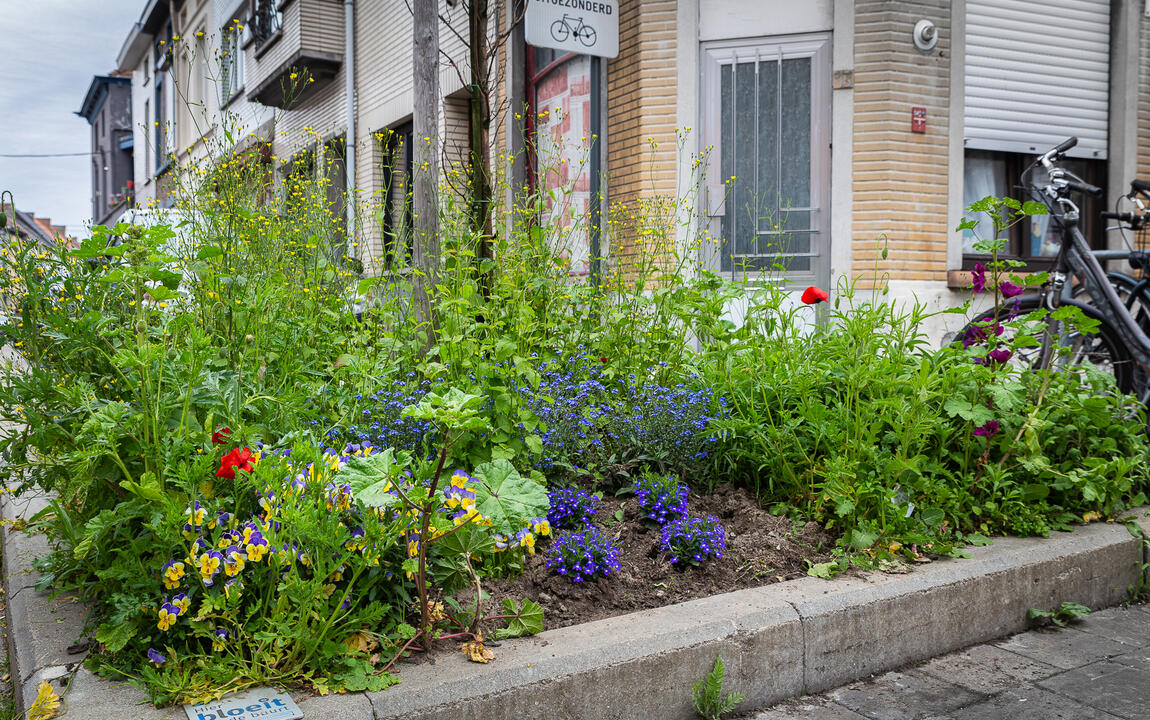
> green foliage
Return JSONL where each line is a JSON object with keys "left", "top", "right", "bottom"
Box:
{"left": 493, "top": 598, "right": 545, "bottom": 640}
{"left": 692, "top": 652, "right": 745, "bottom": 720}
{"left": 1028, "top": 601, "right": 1092, "bottom": 628}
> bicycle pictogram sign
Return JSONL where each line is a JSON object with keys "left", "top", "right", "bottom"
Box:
{"left": 550, "top": 14, "right": 597, "bottom": 47}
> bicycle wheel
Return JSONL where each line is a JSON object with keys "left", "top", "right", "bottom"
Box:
{"left": 551, "top": 19, "right": 570, "bottom": 42}
{"left": 1073, "top": 272, "right": 1150, "bottom": 335}
{"left": 956, "top": 295, "right": 1136, "bottom": 394}
{"left": 579, "top": 26, "right": 597, "bottom": 47}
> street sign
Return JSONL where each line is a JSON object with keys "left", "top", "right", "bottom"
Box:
{"left": 184, "top": 688, "right": 303, "bottom": 720}
{"left": 525, "top": 0, "right": 619, "bottom": 58}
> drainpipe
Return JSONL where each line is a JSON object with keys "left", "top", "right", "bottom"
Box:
{"left": 344, "top": 0, "right": 357, "bottom": 262}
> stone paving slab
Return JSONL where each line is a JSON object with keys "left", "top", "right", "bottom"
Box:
{"left": 751, "top": 696, "right": 868, "bottom": 719}
{"left": 1069, "top": 604, "right": 1150, "bottom": 647}
{"left": 992, "top": 627, "right": 1131, "bottom": 671}
{"left": 1038, "top": 659, "right": 1150, "bottom": 720}
{"left": 947, "top": 684, "right": 1124, "bottom": 720}
{"left": 917, "top": 644, "right": 1060, "bottom": 696}
{"left": 827, "top": 669, "right": 983, "bottom": 720}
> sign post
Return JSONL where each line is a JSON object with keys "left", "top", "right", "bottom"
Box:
{"left": 525, "top": 0, "right": 617, "bottom": 285}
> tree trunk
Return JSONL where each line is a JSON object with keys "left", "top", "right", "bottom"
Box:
{"left": 468, "top": 0, "right": 494, "bottom": 291}
{"left": 413, "top": 0, "right": 441, "bottom": 338}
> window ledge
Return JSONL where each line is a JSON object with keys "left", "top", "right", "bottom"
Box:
{"left": 947, "top": 268, "right": 1042, "bottom": 290}
{"left": 253, "top": 30, "right": 283, "bottom": 60}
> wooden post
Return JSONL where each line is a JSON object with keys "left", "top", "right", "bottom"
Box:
{"left": 412, "top": 0, "right": 441, "bottom": 332}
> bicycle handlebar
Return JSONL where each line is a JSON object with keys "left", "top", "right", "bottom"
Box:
{"left": 1044, "top": 136, "right": 1078, "bottom": 162}
{"left": 1132, "top": 179, "right": 1150, "bottom": 196}
{"left": 1067, "top": 179, "right": 1103, "bottom": 198}
{"left": 1101, "top": 211, "right": 1140, "bottom": 224}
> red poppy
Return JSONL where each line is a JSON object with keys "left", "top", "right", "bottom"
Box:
{"left": 216, "top": 447, "right": 254, "bottom": 479}
{"left": 600, "top": 356, "right": 608, "bottom": 363}
{"left": 211, "top": 427, "right": 231, "bottom": 445}
{"left": 801, "top": 286, "right": 829, "bottom": 305}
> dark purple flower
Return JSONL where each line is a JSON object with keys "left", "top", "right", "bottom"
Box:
{"left": 1006, "top": 298, "right": 1022, "bottom": 321}
{"left": 976, "top": 348, "right": 1013, "bottom": 365}
{"left": 962, "top": 320, "right": 1004, "bottom": 349}
{"left": 147, "top": 648, "right": 166, "bottom": 665}
{"left": 973, "top": 420, "right": 1000, "bottom": 437}
{"left": 999, "top": 281, "right": 1024, "bottom": 298}
{"left": 971, "top": 262, "right": 987, "bottom": 294}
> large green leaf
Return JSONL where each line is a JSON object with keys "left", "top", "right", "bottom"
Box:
{"left": 471, "top": 459, "right": 548, "bottom": 535}
{"left": 337, "top": 449, "right": 410, "bottom": 508}
{"left": 95, "top": 621, "right": 137, "bottom": 653}
{"left": 494, "top": 598, "right": 544, "bottom": 640}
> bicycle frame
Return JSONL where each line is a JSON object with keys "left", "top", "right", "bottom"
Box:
{"left": 1029, "top": 144, "right": 1150, "bottom": 396}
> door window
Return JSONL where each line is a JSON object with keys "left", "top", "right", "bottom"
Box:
{"left": 702, "top": 36, "right": 830, "bottom": 280}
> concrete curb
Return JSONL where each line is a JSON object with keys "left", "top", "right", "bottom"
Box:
{"left": 3, "top": 488, "right": 1149, "bottom": 719}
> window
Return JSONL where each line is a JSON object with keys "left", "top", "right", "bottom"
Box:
{"left": 377, "top": 123, "right": 413, "bottom": 268}
{"left": 701, "top": 36, "right": 831, "bottom": 281}
{"left": 154, "top": 72, "right": 167, "bottom": 173}
{"left": 144, "top": 98, "right": 151, "bottom": 172}
{"left": 962, "top": 149, "right": 1107, "bottom": 268}
{"left": 250, "top": 0, "right": 282, "bottom": 52}
{"left": 324, "top": 136, "right": 348, "bottom": 242}
{"left": 220, "top": 21, "right": 245, "bottom": 103}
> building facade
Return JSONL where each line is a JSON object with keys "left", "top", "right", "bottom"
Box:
{"left": 107, "top": 0, "right": 1150, "bottom": 338}
{"left": 76, "top": 74, "right": 135, "bottom": 227}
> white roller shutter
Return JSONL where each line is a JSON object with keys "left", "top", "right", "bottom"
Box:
{"left": 964, "top": 0, "right": 1110, "bottom": 159}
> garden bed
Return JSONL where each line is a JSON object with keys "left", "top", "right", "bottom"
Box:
{"left": 480, "top": 484, "right": 838, "bottom": 631}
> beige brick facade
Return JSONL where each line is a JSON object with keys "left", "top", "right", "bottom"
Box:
{"left": 851, "top": 0, "right": 952, "bottom": 285}
{"left": 605, "top": 0, "right": 678, "bottom": 277}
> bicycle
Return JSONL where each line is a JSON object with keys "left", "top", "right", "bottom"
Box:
{"left": 550, "top": 15, "right": 597, "bottom": 47}
{"left": 956, "top": 137, "right": 1150, "bottom": 402}
{"left": 1076, "top": 180, "right": 1150, "bottom": 330}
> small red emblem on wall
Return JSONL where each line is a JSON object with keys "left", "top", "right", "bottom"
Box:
{"left": 911, "top": 107, "right": 927, "bottom": 133}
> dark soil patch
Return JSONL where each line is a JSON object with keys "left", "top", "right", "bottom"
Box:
{"left": 477, "top": 484, "right": 839, "bottom": 631}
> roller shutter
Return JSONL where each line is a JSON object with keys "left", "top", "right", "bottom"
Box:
{"left": 964, "top": 0, "right": 1110, "bottom": 159}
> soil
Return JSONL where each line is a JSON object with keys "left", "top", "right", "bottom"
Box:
{"left": 476, "top": 484, "right": 839, "bottom": 632}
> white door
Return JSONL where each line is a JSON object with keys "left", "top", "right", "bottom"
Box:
{"left": 701, "top": 35, "right": 831, "bottom": 286}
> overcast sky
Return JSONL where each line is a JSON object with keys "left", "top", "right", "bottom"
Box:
{"left": 0, "top": 0, "right": 144, "bottom": 236}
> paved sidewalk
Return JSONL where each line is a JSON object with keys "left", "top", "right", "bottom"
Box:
{"left": 753, "top": 603, "right": 1150, "bottom": 720}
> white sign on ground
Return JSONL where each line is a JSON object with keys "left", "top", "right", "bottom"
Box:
{"left": 184, "top": 688, "right": 302, "bottom": 720}
{"left": 525, "top": 0, "right": 619, "bottom": 58}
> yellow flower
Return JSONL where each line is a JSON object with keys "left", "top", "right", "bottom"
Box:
{"left": 157, "top": 606, "right": 177, "bottom": 631}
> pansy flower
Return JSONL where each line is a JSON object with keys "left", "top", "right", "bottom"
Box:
{"left": 147, "top": 648, "right": 166, "bottom": 665}
{"left": 530, "top": 517, "right": 552, "bottom": 537}
{"left": 245, "top": 532, "right": 269, "bottom": 562}
{"left": 171, "top": 592, "right": 191, "bottom": 615}
{"left": 157, "top": 602, "right": 179, "bottom": 631}
{"left": 344, "top": 527, "right": 366, "bottom": 553}
{"left": 224, "top": 576, "right": 243, "bottom": 600}
{"left": 211, "top": 628, "right": 228, "bottom": 652}
{"left": 515, "top": 528, "right": 537, "bottom": 554}
{"left": 198, "top": 550, "right": 224, "bottom": 585}
{"left": 224, "top": 546, "right": 246, "bottom": 576}
{"left": 161, "top": 560, "right": 186, "bottom": 590}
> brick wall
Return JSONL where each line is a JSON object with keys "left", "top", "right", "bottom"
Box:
{"left": 605, "top": 0, "right": 678, "bottom": 279}
{"left": 851, "top": 0, "right": 952, "bottom": 284}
